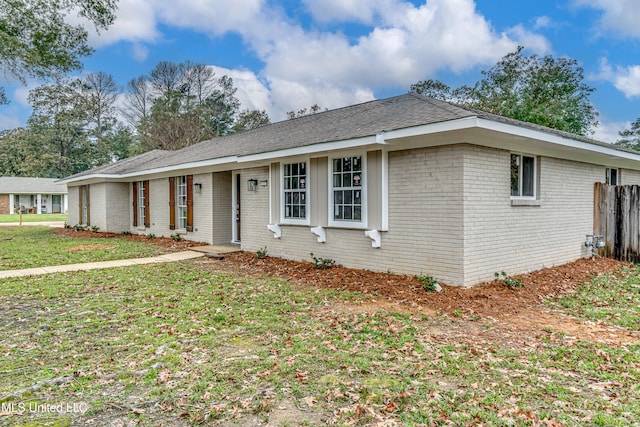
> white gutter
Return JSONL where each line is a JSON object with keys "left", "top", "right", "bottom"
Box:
{"left": 475, "top": 117, "right": 640, "bottom": 162}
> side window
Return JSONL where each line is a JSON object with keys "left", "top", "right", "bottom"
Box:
{"left": 606, "top": 168, "right": 619, "bottom": 185}
{"left": 510, "top": 154, "right": 536, "bottom": 198}
{"left": 282, "top": 162, "right": 308, "bottom": 224}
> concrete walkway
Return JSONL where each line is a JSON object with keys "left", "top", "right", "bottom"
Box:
{"left": 0, "top": 221, "right": 65, "bottom": 228}
{"left": 0, "top": 251, "right": 205, "bottom": 279}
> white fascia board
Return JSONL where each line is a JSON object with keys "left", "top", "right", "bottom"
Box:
{"left": 59, "top": 155, "right": 239, "bottom": 184}
{"left": 476, "top": 118, "right": 640, "bottom": 162}
{"left": 382, "top": 116, "right": 478, "bottom": 141}
{"left": 237, "top": 135, "right": 381, "bottom": 163}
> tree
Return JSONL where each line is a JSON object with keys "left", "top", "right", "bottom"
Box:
{"left": 233, "top": 109, "right": 270, "bottom": 132}
{"left": 411, "top": 47, "right": 599, "bottom": 136}
{"left": 0, "top": 0, "right": 117, "bottom": 104}
{"left": 27, "top": 78, "right": 96, "bottom": 177}
{"left": 615, "top": 118, "right": 640, "bottom": 152}
{"left": 128, "top": 61, "right": 241, "bottom": 151}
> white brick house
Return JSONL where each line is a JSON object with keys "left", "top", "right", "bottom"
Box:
{"left": 60, "top": 94, "right": 640, "bottom": 286}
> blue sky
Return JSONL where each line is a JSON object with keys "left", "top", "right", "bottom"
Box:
{"left": 2, "top": 0, "right": 640, "bottom": 142}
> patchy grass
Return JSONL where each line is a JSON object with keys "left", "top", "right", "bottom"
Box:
{"left": 0, "top": 227, "right": 165, "bottom": 270}
{"left": 553, "top": 267, "right": 640, "bottom": 330}
{"left": 0, "top": 214, "right": 67, "bottom": 223}
{"left": 0, "top": 261, "right": 638, "bottom": 426}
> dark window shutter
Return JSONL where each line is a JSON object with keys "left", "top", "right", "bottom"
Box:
{"left": 169, "top": 177, "right": 176, "bottom": 230}
{"left": 132, "top": 182, "right": 138, "bottom": 227}
{"left": 144, "top": 180, "right": 150, "bottom": 228}
{"left": 186, "top": 175, "right": 193, "bottom": 232}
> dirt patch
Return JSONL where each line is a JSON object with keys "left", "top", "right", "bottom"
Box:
{"left": 202, "top": 253, "right": 638, "bottom": 345}
{"left": 66, "top": 244, "right": 116, "bottom": 251}
{"left": 52, "top": 228, "right": 208, "bottom": 250}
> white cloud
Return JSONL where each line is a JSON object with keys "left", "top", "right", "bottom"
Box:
{"left": 504, "top": 25, "right": 552, "bottom": 54}
{"left": 302, "top": 0, "right": 396, "bottom": 24}
{"left": 81, "top": 0, "right": 160, "bottom": 46}
{"left": 84, "top": 0, "right": 549, "bottom": 119}
{"left": 592, "top": 119, "right": 627, "bottom": 143}
{"left": 0, "top": 112, "right": 21, "bottom": 130}
{"left": 573, "top": 0, "right": 640, "bottom": 38}
{"left": 154, "top": 0, "right": 265, "bottom": 36}
{"left": 131, "top": 43, "right": 150, "bottom": 62}
{"left": 595, "top": 59, "right": 640, "bottom": 98}
{"left": 533, "top": 16, "right": 552, "bottom": 30}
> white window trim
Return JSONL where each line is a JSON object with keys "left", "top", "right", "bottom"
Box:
{"left": 137, "top": 181, "right": 146, "bottom": 230}
{"left": 510, "top": 153, "right": 537, "bottom": 200}
{"left": 606, "top": 167, "right": 620, "bottom": 185}
{"left": 176, "top": 176, "right": 187, "bottom": 230}
{"left": 280, "top": 159, "right": 310, "bottom": 226}
{"left": 328, "top": 152, "right": 368, "bottom": 229}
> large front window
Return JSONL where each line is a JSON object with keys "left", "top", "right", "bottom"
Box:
{"left": 332, "top": 155, "right": 364, "bottom": 224}
{"left": 283, "top": 162, "right": 307, "bottom": 223}
{"left": 510, "top": 154, "right": 536, "bottom": 198}
{"left": 177, "top": 176, "right": 187, "bottom": 229}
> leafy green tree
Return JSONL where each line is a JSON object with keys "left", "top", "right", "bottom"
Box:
{"left": 233, "top": 109, "right": 271, "bottom": 132}
{"left": 615, "top": 118, "right": 640, "bottom": 152}
{"left": 0, "top": 0, "right": 117, "bottom": 104}
{"left": 27, "top": 79, "right": 96, "bottom": 177}
{"left": 411, "top": 47, "right": 599, "bottom": 136}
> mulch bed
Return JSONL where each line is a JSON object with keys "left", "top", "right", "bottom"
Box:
{"left": 208, "top": 252, "right": 628, "bottom": 319}
{"left": 52, "top": 228, "right": 208, "bottom": 250}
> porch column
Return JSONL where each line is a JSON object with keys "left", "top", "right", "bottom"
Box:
{"left": 37, "top": 194, "right": 42, "bottom": 214}
{"left": 9, "top": 194, "right": 14, "bottom": 214}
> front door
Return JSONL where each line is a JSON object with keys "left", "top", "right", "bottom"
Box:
{"left": 52, "top": 195, "right": 61, "bottom": 213}
{"left": 235, "top": 173, "right": 241, "bottom": 242}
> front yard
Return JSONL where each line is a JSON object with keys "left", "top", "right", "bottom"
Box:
{"left": 0, "top": 227, "right": 167, "bottom": 270}
{"left": 0, "top": 230, "right": 638, "bottom": 426}
{"left": 0, "top": 214, "right": 68, "bottom": 223}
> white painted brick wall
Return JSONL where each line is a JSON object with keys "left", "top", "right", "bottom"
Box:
{"left": 239, "top": 148, "right": 466, "bottom": 285}
{"left": 67, "top": 185, "right": 79, "bottom": 225}
{"left": 462, "top": 145, "right": 599, "bottom": 285}
{"left": 190, "top": 173, "right": 214, "bottom": 243}
{"left": 104, "top": 183, "right": 130, "bottom": 232}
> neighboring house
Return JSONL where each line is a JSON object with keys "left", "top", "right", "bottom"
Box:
{"left": 0, "top": 177, "right": 68, "bottom": 215}
{"left": 60, "top": 94, "right": 640, "bottom": 287}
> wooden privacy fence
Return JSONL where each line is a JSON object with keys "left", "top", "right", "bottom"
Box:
{"left": 594, "top": 182, "right": 640, "bottom": 262}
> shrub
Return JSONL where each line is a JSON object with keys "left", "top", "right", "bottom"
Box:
{"left": 90, "top": 225, "right": 100, "bottom": 232}
{"left": 494, "top": 271, "right": 524, "bottom": 289}
{"left": 414, "top": 274, "right": 438, "bottom": 292}
{"left": 121, "top": 231, "right": 131, "bottom": 235}
{"left": 310, "top": 253, "right": 335, "bottom": 269}
{"left": 146, "top": 233, "right": 156, "bottom": 239}
{"left": 170, "top": 233, "right": 183, "bottom": 242}
{"left": 256, "top": 247, "right": 268, "bottom": 259}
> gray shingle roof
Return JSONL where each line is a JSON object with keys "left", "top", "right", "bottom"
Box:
{"left": 0, "top": 177, "right": 68, "bottom": 194}
{"left": 64, "top": 92, "right": 630, "bottom": 180}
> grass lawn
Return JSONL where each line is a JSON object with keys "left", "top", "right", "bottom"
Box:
{"left": 0, "top": 213, "right": 67, "bottom": 223}
{"left": 0, "top": 260, "right": 638, "bottom": 426}
{"left": 0, "top": 227, "right": 166, "bottom": 270}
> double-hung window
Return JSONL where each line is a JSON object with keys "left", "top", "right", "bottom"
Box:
{"left": 330, "top": 155, "right": 366, "bottom": 227}
{"left": 177, "top": 176, "right": 187, "bottom": 229}
{"left": 510, "top": 154, "right": 536, "bottom": 199}
{"left": 282, "top": 162, "right": 308, "bottom": 224}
